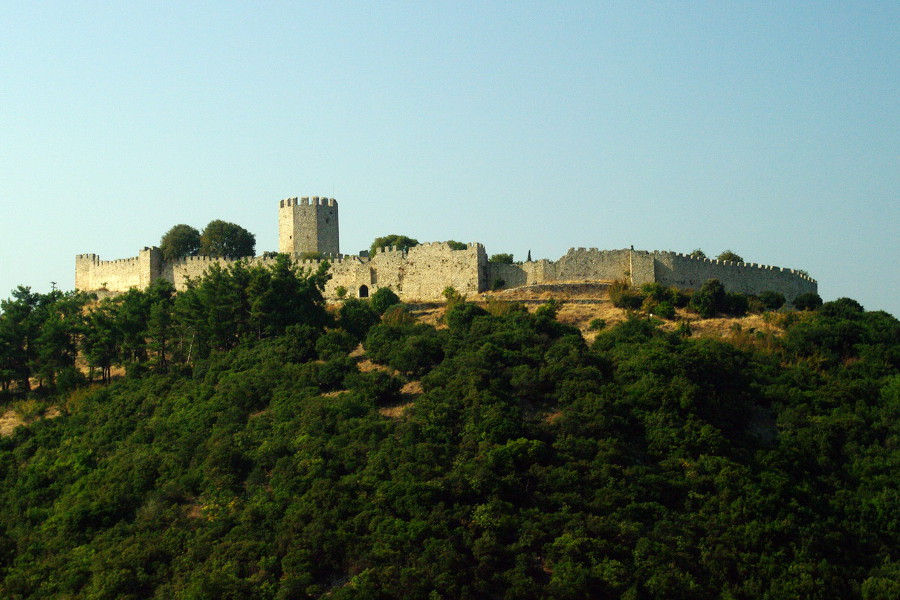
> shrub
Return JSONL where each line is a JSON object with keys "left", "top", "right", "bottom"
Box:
{"left": 654, "top": 301, "right": 676, "bottom": 320}
{"left": 381, "top": 304, "right": 416, "bottom": 328}
{"left": 609, "top": 280, "right": 644, "bottom": 310}
{"left": 445, "top": 240, "right": 467, "bottom": 250}
{"left": 492, "top": 278, "right": 506, "bottom": 291}
{"left": 335, "top": 286, "right": 347, "bottom": 299}
{"left": 588, "top": 318, "right": 606, "bottom": 331}
{"left": 338, "top": 299, "right": 380, "bottom": 341}
{"left": 691, "top": 279, "right": 726, "bottom": 318}
{"left": 370, "top": 287, "right": 401, "bottom": 315}
{"left": 723, "top": 292, "right": 749, "bottom": 316}
{"left": 345, "top": 370, "right": 403, "bottom": 405}
{"left": 689, "top": 249, "right": 707, "bottom": 259}
{"left": 445, "top": 302, "right": 488, "bottom": 333}
{"left": 315, "top": 328, "right": 357, "bottom": 360}
{"left": 758, "top": 290, "right": 786, "bottom": 310}
{"left": 442, "top": 286, "right": 466, "bottom": 308}
{"left": 793, "top": 292, "right": 823, "bottom": 311}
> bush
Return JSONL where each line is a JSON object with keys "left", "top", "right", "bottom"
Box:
{"left": 609, "top": 280, "right": 644, "bottom": 310}
{"left": 442, "top": 286, "right": 466, "bottom": 308}
{"left": 445, "top": 240, "right": 467, "bottom": 250}
{"left": 793, "top": 292, "right": 823, "bottom": 311}
{"left": 654, "top": 301, "right": 676, "bottom": 320}
{"left": 381, "top": 305, "right": 416, "bottom": 327}
{"left": 315, "top": 328, "right": 357, "bottom": 360}
{"left": 758, "top": 290, "right": 786, "bottom": 310}
{"left": 338, "top": 299, "right": 380, "bottom": 341}
{"left": 445, "top": 302, "right": 488, "bottom": 333}
{"left": 492, "top": 278, "right": 506, "bottom": 291}
{"left": 690, "top": 279, "right": 726, "bottom": 318}
{"left": 370, "top": 287, "right": 401, "bottom": 315}
{"left": 345, "top": 370, "right": 403, "bottom": 405}
{"left": 723, "top": 292, "right": 749, "bottom": 316}
{"left": 588, "top": 318, "right": 606, "bottom": 331}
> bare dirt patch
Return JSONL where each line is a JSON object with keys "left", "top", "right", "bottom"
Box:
{"left": 0, "top": 411, "right": 24, "bottom": 437}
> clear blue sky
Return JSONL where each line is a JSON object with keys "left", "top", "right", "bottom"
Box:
{"left": 1, "top": 2, "right": 897, "bottom": 315}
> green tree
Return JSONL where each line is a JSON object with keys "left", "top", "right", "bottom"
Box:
{"left": 370, "top": 287, "right": 401, "bottom": 315}
{"left": 690, "top": 279, "right": 726, "bottom": 318}
{"left": 793, "top": 292, "right": 823, "bottom": 311}
{"left": 445, "top": 240, "right": 468, "bottom": 250}
{"left": 369, "top": 234, "right": 419, "bottom": 257}
{"left": 159, "top": 224, "right": 201, "bottom": 262}
{"left": 716, "top": 250, "right": 744, "bottom": 262}
{"left": 489, "top": 253, "right": 514, "bottom": 264}
{"left": 690, "top": 249, "right": 707, "bottom": 259}
{"left": 199, "top": 220, "right": 256, "bottom": 258}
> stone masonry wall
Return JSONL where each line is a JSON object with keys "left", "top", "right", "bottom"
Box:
{"left": 493, "top": 248, "right": 816, "bottom": 300}
{"left": 652, "top": 251, "right": 817, "bottom": 300}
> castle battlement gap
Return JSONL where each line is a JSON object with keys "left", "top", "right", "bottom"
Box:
{"left": 76, "top": 197, "right": 817, "bottom": 302}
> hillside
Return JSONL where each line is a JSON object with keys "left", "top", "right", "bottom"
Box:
{"left": 0, "top": 261, "right": 897, "bottom": 599}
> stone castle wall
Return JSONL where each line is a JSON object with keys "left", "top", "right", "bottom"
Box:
{"left": 76, "top": 197, "right": 816, "bottom": 303}
{"left": 76, "top": 244, "right": 816, "bottom": 303}
{"left": 491, "top": 248, "right": 817, "bottom": 301}
{"left": 75, "top": 248, "right": 161, "bottom": 292}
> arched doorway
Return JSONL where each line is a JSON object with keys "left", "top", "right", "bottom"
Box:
{"left": 358, "top": 285, "right": 369, "bottom": 298}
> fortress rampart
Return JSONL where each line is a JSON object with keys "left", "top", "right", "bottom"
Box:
{"left": 75, "top": 197, "right": 817, "bottom": 303}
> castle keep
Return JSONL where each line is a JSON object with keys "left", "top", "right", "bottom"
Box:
{"left": 76, "top": 196, "right": 818, "bottom": 302}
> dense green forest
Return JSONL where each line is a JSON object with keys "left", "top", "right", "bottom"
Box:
{"left": 0, "top": 257, "right": 897, "bottom": 599}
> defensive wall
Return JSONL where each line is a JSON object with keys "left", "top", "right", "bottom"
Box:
{"left": 77, "top": 244, "right": 815, "bottom": 303}
{"left": 76, "top": 195, "right": 815, "bottom": 303}
{"left": 487, "top": 248, "right": 817, "bottom": 301}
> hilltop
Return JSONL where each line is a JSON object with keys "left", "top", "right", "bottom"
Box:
{"left": 0, "top": 260, "right": 896, "bottom": 599}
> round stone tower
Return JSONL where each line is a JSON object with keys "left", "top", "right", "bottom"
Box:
{"left": 278, "top": 196, "right": 339, "bottom": 255}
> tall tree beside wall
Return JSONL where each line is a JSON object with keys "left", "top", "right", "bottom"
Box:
{"left": 200, "top": 220, "right": 256, "bottom": 259}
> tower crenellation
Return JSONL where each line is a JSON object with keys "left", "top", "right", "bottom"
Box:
{"left": 278, "top": 195, "right": 339, "bottom": 255}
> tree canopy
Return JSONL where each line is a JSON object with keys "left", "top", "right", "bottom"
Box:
{"left": 199, "top": 219, "right": 256, "bottom": 258}
{"left": 716, "top": 249, "right": 744, "bottom": 262}
{"left": 159, "top": 224, "right": 201, "bottom": 262}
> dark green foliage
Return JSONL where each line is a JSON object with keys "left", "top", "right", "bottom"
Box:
{"left": 0, "top": 281, "right": 894, "bottom": 599}
{"left": 199, "top": 219, "right": 256, "bottom": 258}
{"left": 588, "top": 318, "right": 606, "bottom": 331}
{"left": 690, "top": 278, "right": 726, "bottom": 318}
{"left": 369, "top": 287, "right": 401, "bottom": 315}
{"left": 159, "top": 224, "right": 201, "bottom": 262}
{"left": 492, "top": 278, "right": 506, "bottom": 290}
{"left": 369, "top": 234, "right": 419, "bottom": 257}
{"left": 794, "top": 292, "right": 823, "bottom": 311}
{"left": 337, "top": 298, "right": 380, "bottom": 341}
{"left": 690, "top": 248, "right": 707, "bottom": 259}
{"left": 445, "top": 240, "right": 468, "bottom": 250}
{"left": 758, "top": 290, "right": 786, "bottom": 310}
{"left": 489, "top": 253, "right": 514, "bottom": 264}
{"left": 315, "top": 328, "right": 357, "bottom": 360}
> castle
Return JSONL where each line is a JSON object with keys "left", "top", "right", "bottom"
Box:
{"left": 75, "top": 196, "right": 818, "bottom": 302}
